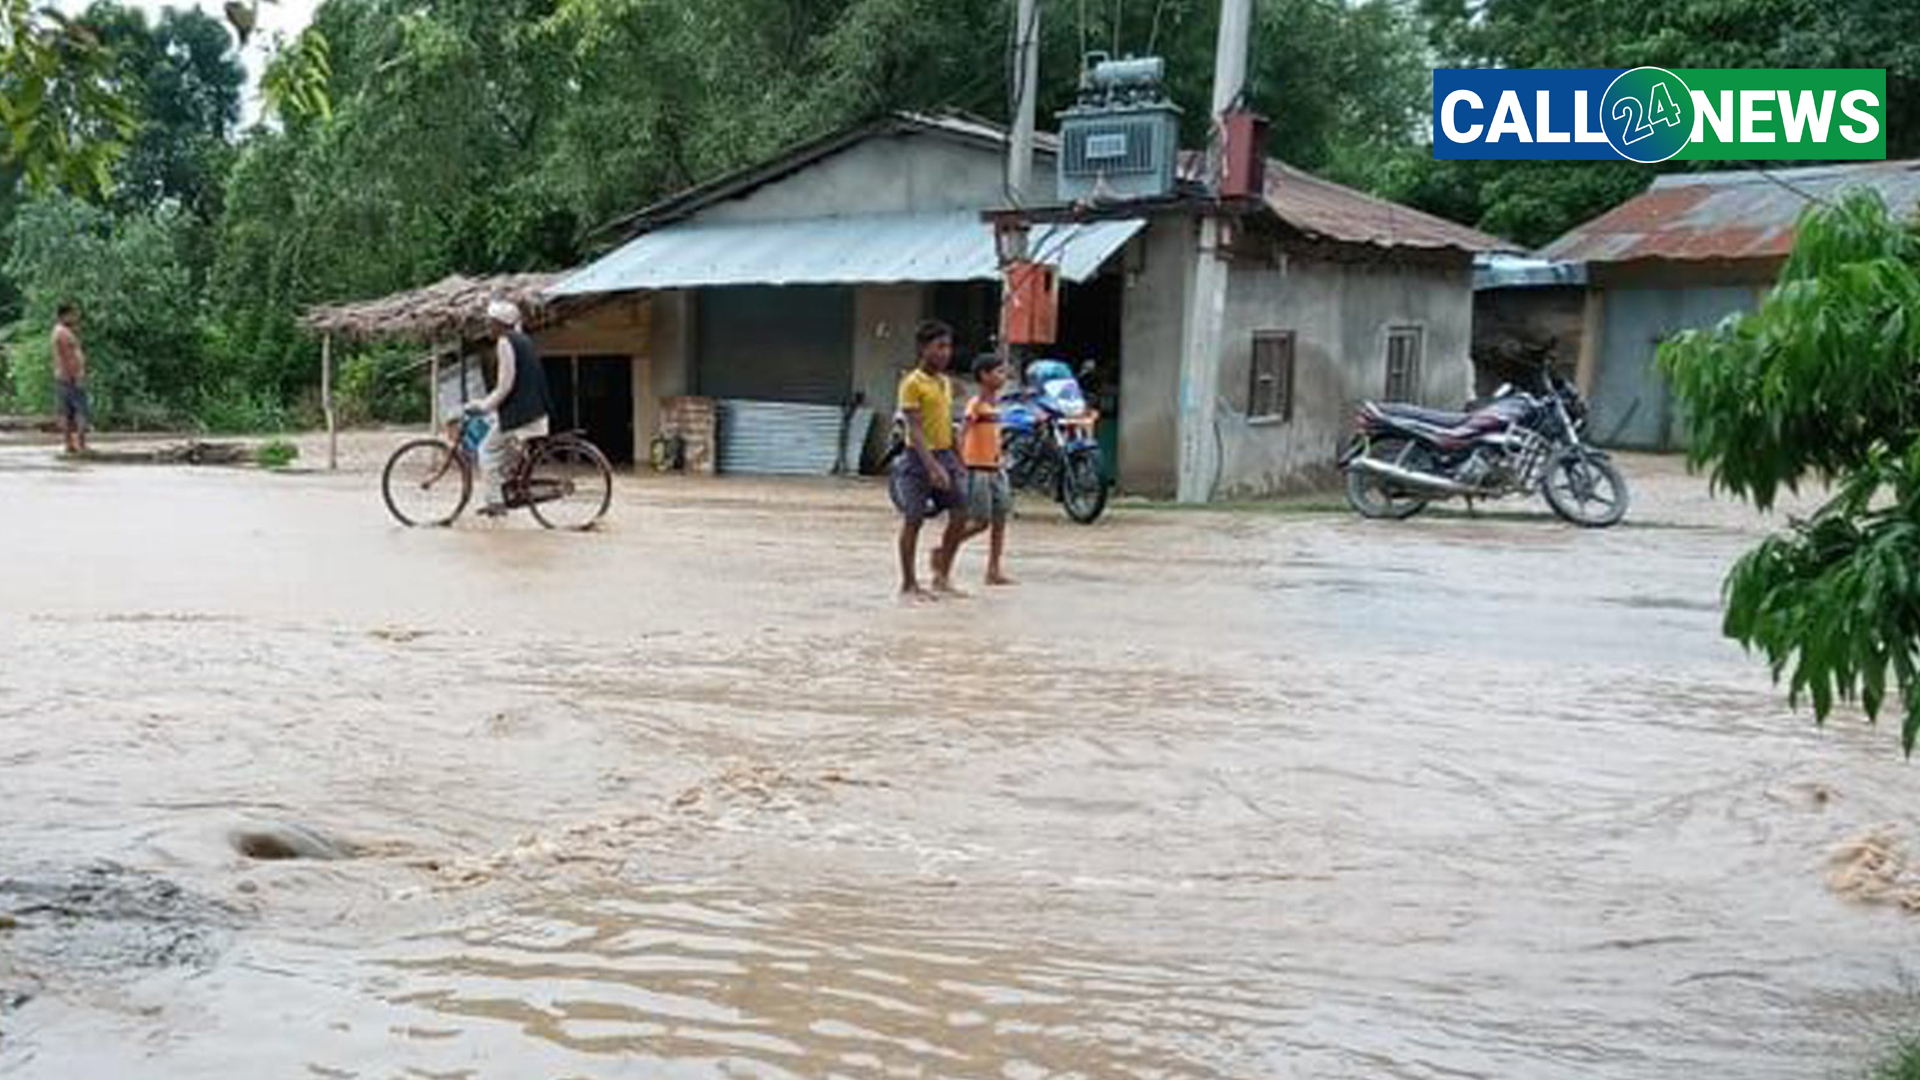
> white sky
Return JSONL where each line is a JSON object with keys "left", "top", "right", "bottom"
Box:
{"left": 56, "top": 0, "right": 322, "bottom": 120}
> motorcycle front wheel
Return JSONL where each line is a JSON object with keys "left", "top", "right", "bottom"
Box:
{"left": 1060, "top": 449, "right": 1109, "bottom": 524}
{"left": 1344, "top": 437, "right": 1431, "bottom": 520}
{"left": 1542, "top": 451, "right": 1629, "bottom": 528}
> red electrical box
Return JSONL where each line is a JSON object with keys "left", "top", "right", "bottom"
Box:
{"left": 1001, "top": 259, "right": 1059, "bottom": 345}
{"left": 1220, "top": 109, "right": 1269, "bottom": 201}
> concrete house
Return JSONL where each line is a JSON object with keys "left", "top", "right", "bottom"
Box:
{"left": 1542, "top": 160, "right": 1920, "bottom": 450}
{"left": 540, "top": 111, "right": 1510, "bottom": 497}
{"left": 1084, "top": 156, "right": 1511, "bottom": 496}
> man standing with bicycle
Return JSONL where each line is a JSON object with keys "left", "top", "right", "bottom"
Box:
{"left": 465, "top": 298, "right": 553, "bottom": 516}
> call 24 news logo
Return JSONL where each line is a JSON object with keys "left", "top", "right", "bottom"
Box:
{"left": 1433, "top": 68, "right": 1887, "bottom": 162}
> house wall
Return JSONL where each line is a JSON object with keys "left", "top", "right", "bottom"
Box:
{"left": 700, "top": 134, "right": 1058, "bottom": 223}
{"left": 1581, "top": 257, "right": 1775, "bottom": 450}
{"left": 626, "top": 132, "right": 1037, "bottom": 471}
{"left": 1118, "top": 224, "right": 1475, "bottom": 499}
{"left": 535, "top": 294, "right": 650, "bottom": 355}
{"left": 534, "top": 295, "right": 653, "bottom": 462}
{"left": 852, "top": 284, "right": 929, "bottom": 467}
{"left": 648, "top": 290, "right": 695, "bottom": 452}
{"left": 1117, "top": 216, "right": 1193, "bottom": 497}
{"left": 1209, "top": 250, "right": 1474, "bottom": 498}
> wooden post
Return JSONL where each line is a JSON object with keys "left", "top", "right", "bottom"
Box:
{"left": 1575, "top": 288, "right": 1604, "bottom": 398}
{"left": 429, "top": 348, "right": 442, "bottom": 431}
{"left": 322, "top": 332, "right": 337, "bottom": 470}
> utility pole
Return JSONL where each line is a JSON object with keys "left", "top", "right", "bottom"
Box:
{"left": 1174, "top": 0, "right": 1252, "bottom": 503}
{"left": 1008, "top": 0, "right": 1040, "bottom": 205}
{"left": 999, "top": 0, "right": 1041, "bottom": 363}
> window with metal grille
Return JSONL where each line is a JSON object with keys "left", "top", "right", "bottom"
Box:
{"left": 1384, "top": 326, "right": 1423, "bottom": 402}
{"left": 1249, "top": 331, "right": 1294, "bottom": 421}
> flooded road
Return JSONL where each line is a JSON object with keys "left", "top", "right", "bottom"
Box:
{"left": 2, "top": 442, "right": 1917, "bottom": 1078}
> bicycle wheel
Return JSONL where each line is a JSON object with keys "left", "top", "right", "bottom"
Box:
{"left": 382, "top": 439, "right": 471, "bottom": 527}
{"left": 526, "top": 437, "right": 613, "bottom": 531}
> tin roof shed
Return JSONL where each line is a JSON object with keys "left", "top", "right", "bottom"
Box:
{"left": 1543, "top": 160, "right": 1920, "bottom": 264}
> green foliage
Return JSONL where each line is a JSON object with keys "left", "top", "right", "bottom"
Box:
{"left": 1867, "top": 1038, "right": 1920, "bottom": 1080}
{"left": 194, "top": 384, "right": 293, "bottom": 433}
{"left": 1401, "top": 0, "right": 1920, "bottom": 245}
{"left": 0, "top": 0, "right": 138, "bottom": 196}
{"left": 260, "top": 26, "right": 331, "bottom": 122}
{"left": 16, "top": 0, "right": 1886, "bottom": 428}
{"left": 255, "top": 437, "right": 299, "bottom": 468}
{"left": 5, "top": 195, "right": 206, "bottom": 426}
{"left": 82, "top": 2, "right": 244, "bottom": 218}
{"left": 1661, "top": 192, "right": 1920, "bottom": 754}
{"left": 337, "top": 345, "right": 427, "bottom": 426}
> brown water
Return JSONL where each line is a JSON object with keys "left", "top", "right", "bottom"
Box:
{"left": 1, "top": 444, "right": 1917, "bottom": 1079}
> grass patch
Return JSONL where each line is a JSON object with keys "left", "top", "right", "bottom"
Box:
{"left": 255, "top": 438, "right": 300, "bottom": 470}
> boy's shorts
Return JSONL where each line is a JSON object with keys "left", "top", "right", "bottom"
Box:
{"left": 890, "top": 449, "right": 966, "bottom": 524}
{"left": 966, "top": 467, "right": 1011, "bottom": 523}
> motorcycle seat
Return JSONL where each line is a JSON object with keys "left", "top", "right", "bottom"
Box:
{"left": 1377, "top": 403, "right": 1471, "bottom": 427}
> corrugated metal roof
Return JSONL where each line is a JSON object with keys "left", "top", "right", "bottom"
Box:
{"left": 1177, "top": 153, "right": 1515, "bottom": 252}
{"left": 549, "top": 214, "right": 1144, "bottom": 297}
{"left": 1262, "top": 160, "right": 1516, "bottom": 253}
{"left": 1543, "top": 160, "right": 1920, "bottom": 264}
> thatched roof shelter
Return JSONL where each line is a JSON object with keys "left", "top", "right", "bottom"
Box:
{"left": 301, "top": 273, "right": 569, "bottom": 345}
{"left": 302, "top": 272, "right": 609, "bottom": 471}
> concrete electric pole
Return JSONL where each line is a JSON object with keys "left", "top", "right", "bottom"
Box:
{"left": 1008, "top": 0, "right": 1040, "bottom": 205}
{"left": 1174, "top": 0, "right": 1252, "bottom": 503}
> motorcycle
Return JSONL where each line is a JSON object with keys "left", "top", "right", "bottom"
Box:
{"left": 1000, "top": 359, "right": 1110, "bottom": 524}
{"left": 1338, "top": 364, "right": 1629, "bottom": 527}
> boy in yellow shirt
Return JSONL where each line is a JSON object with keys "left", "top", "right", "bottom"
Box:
{"left": 891, "top": 320, "right": 971, "bottom": 599}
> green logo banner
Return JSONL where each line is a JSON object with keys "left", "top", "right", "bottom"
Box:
{"left": 1671, "top": 69, "right": 1884, "bottom": 160}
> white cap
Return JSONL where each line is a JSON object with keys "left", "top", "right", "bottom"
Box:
{"left": 485, "top": 298, "right": 521, "bottom": 327}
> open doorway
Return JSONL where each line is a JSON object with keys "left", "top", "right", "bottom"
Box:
{"left": 544, "top": 355, "right": 635, "bottom": 465}
{"left": 1053, "top": 271, "right": 1125, "bottom": 477}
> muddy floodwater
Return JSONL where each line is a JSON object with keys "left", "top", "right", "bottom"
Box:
{"left": 2, "top": 439, "right": 1918, "bottom": 1079}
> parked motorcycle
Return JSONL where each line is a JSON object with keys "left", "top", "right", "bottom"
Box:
{"left": 1339, "top": 365, "right": 1629, "bottom": 527}
{"left": 1001, "top": 359, "right": 1109, "bottom": 525}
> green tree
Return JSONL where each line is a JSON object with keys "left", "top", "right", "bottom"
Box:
{"left": 1402, "top": 0, "right": 1920, "bottom": 247}
{"left": 204, "top": 0, "right": 1434, "bottom": 414}
{"left": 1660, "top": 191, "right": 1920, "bottom": 754}
{"left": 81, "top": 2, "right": 244, "bottom": 218}
{"left": 6, "top": 195, "right": 205, "bottom": 426}
{"left": 0, "top": 0, "right": 137, "bottom": 196}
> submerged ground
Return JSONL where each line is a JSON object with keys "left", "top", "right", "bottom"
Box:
{"left": 1, "top": 435, "right": 1916, "bottom": 1079}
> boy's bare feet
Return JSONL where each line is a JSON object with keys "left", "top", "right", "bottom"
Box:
{"left": 985, "top": 572, "right": 1017, "bottom": 587}
{"left": 931, "top": 578, "right": 971, "bottom": 599}
{"left": 899, "top": 586, "right": 940, "bottom": 604}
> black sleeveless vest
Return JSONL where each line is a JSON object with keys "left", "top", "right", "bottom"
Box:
{"left": 495, "top": 330, "right": 552, "bottom": 430}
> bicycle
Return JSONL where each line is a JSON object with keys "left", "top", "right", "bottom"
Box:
{"left": 381, "top": 414, "right": 614, "bottom": 530}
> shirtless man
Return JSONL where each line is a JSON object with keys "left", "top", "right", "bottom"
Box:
{"left": 51, "top": 302, "right": 89, "bottom": 455}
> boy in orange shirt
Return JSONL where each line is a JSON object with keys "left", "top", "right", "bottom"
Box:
{"left": 958, "top": 354, "right": 1016, "bottom": 587}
